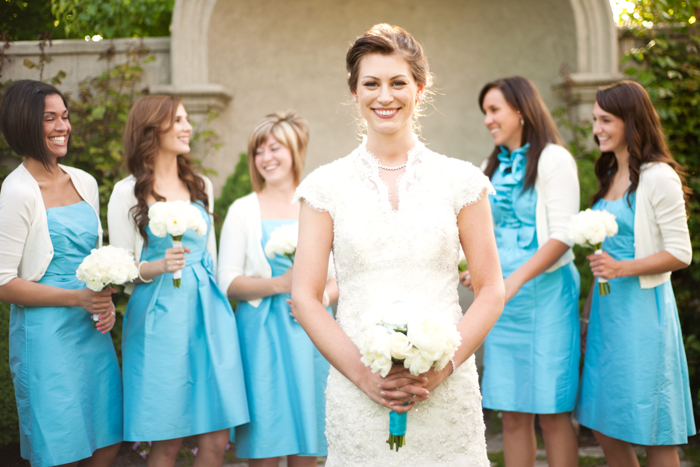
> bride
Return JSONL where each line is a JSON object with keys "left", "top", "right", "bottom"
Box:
{"left": 291, "top": 24, "right": 504, "bottom": 465}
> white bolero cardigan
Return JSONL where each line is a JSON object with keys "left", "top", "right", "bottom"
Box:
{"left": 634, "top": 162, "right": 691, "bottom": 288}
{"left": 217, "top": 192, "right": 335, "bottom": 308}
{"left": 0, "top": 163, "right": 102, "bottom": 286}
{"left": 107, "top": 174, "right": 217, "bottom": 294}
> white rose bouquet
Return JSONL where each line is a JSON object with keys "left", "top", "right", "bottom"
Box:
{"left": 264, "top": 223, "right": 298, "bottom": 263}
{"left": 567, "top": 208, "right": 619, "bottom": 295}
{"left": 359, "top": 293, "right": 461, "bottom": 451}
{"left": 76, "top": 245, "right": 138, "bottom": 323}
{"left": 148, "top": 201, "right": 207, "bottom": 288}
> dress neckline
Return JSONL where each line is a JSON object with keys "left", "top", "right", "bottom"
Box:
{"left": 355, "top": 135, "right": 425, "bottom": 213}
{"left": 46, "top": 199, "right": 87, "bottom": 211}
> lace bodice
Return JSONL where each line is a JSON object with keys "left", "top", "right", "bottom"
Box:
{"left": 295, "top": 139, "right": 493, "bottom": 466}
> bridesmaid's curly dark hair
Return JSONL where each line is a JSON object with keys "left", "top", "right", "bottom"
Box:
{"left": 592, "top": 80, "right": 690, "bottom": 208}
{"left": 123, "top": 95, "right": 208, "bottom": 245}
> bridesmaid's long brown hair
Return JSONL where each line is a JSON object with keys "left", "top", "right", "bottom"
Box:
{"left": 123, "top": 95, "right": 209, "bottom": 244}
{"left": 478, "top": 76, "right": 564, "bottom": 191}
{"left": 592, "top": 80, "right": 690, "bottom": 207}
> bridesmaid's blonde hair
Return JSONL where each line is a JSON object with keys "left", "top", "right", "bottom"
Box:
{"left": 247, "top": 111, "right": 309, "bottom": 192}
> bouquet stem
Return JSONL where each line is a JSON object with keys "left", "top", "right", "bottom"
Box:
{"left": 173, "top": 236, "right": 183, "bottom": 288}
{"left": 387, "top": 408, "right": 407, "bottom": 451}
{"left": 284, "top": 253, "right": 295, "bottom": 264}
{"left": 594, "top": 245, "right": 610, "bottom": 296}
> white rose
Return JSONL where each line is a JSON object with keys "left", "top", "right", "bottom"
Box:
{"left": 584, "top": 222, "right": 607, "bottom": 246}
{"left": 403, "top": 348, "right": 433, "bottom": 376}
{"left": 407, "top": 314, "right": 449, "bottom": 357}
{"left": 107, "top": 262, "right": 130, "bottom": 285}
{"left": 388, "top": 331, "right": 413, "bottom": 360}
{"left": 360, "top": 325, "right": 393, "bottom": 377}
{"left": 165, "top": 212, "right": 188, "bottom": 237}
{"left": 85, "top": 277, "right": 104, "bottom": 292}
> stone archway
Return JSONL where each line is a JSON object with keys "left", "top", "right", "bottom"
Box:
{"left": 165, "top": 0, "right": 621, "bottom": 117}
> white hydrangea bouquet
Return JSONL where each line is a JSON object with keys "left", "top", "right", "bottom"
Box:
{"left": 359, "top": 293, "right": 461, "bottom": 451}
{"left": 567, "top": 208, "right": 619, "bottom": 295}
{"left": 76, "top": 245, "right": 139, "bottom": 323}
{"left": 264, "top": 223, "right": 298, "bottom": 263}
{"left": 148, "top": 201, "right": 207, "bottom": 288}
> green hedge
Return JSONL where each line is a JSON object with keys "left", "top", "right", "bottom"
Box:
{"left": 0, "top": 301, "right": 19, "bottom": 446}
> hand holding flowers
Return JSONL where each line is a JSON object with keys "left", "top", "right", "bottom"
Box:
{"left": 567, "top": 209, "right": 619, "bottom": 295}
{"left": 359, "top": 293, "right": 461, "bottom": 451}
{"left": 148, "top": 201, "right": 207, "bottom": 288}
{"left": 75, "top": 245, "right": 138, "bottom": 331}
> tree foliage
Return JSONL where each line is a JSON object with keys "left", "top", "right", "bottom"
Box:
{"left": 0, "top": 0, "right": 174, "bottom": 41}
{"left": 51, "top": 0, "right": 174, "bottom": 39}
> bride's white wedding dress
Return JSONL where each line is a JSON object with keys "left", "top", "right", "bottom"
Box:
{"left": 295, "top": 138, "right": 494, "bottom": 466}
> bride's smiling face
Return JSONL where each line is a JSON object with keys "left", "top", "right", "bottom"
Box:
{"left": 353, "top": 53, "right": 424, "bottom": 136}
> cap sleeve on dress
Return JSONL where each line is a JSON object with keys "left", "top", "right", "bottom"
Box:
{"left": 294, "top": 164, "right": 335, "bottom": 216}
{"left": 452, "top": 160, "right": 495, "bottom": 213}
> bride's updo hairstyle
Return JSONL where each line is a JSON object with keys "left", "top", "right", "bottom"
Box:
{"left": 247, "top": 110, "right": 309, "bottom": 192}
{"left": 124, "top": 95, "right": 209, "bottom": 244}
{"left": 346, "top": 24, "right": 435, "bottom": 125}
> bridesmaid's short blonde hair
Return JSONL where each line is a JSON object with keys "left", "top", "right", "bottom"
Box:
{"left": 247, "top": 111, "right": 309, "bottom": 192}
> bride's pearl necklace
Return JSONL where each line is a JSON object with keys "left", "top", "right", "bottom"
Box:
{"left": 377, "top": 162, "right": 407, "bottom": 171}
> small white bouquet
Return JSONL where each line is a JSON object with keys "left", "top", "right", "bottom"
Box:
{"left": 359, "top": 293, "right": 461, "bottom": 451}
{"left": 148, "top": 201, "right": 207, "bottom": 288}
{"left": 264, "top": 223, "right": 298, "bottom": 264}
{"left": 76, "top": 245, "right": 138, "bottom": 323}
{"left": 567, "top": 208, "right": 619, "bottom": 295}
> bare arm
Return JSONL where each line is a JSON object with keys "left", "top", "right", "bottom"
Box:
{"left": 227, "top": 272, "right": 291, "bottom": 301}
{"left": 453, "top": 195, "right": 505, "bottom": 363}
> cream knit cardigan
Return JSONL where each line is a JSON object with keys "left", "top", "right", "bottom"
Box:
{"left": 0, "top": 163, "right": 102, "bottom": 286}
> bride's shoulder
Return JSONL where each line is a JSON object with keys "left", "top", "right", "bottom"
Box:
{"left": 423, "top": 148, "right": 487, "bottom": 181}
{"left": 294, "top": 155, "right": 353, "bottom": 213}
{"left": 422, "top": 148, "right": 494, "bottom": 211}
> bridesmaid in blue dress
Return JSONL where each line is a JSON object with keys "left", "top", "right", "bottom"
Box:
{"left": 464, "top": 77, "right": 581, "bottom": 467}
{"left": 218, "top": 112, "right": 338, "bottom": 467}
{"left": 0, "top": 80, "right": 122, "bottom": 467}
{"left": 576, "top": 81, "right": 694, "bottom": 466}
{"left": 108, "top": 96, "right": 249, "bottom": 467}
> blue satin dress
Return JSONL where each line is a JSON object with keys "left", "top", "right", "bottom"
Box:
{"left": 122, "top": 202, "right": 249, "bottom": 441}
{"left": 232, "top": 219, "right": 330, "bottom": 458}
{"left": 575, "top": 192, "right": 696, "bottom": 444}
{"left": 9, "top": 201, "right": 123, "bottom": 467}
{"left": 481, "top": 145, "right": 581, "bottom": 414}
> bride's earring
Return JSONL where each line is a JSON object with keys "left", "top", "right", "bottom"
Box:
{"left": 353, "top": 95, "right": 357, "bottom": 103}
{"left": 417, "top": 94, "right": 422, "bottom": 102}
{"left": 518, "top": 110, "right": 524, "bottom": 126}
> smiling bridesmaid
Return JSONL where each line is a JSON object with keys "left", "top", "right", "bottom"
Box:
{"left": 576, "top": 80, "right": 695, "bottom": 467}
{"left": 218, "top": 111, "right": 337, "bottom": 467}
{"left": 108, "top": 95, "right": 249, "bottom": 467}
{"left": 0, "top": 80, "right": 122, "bottom": 467}
{"left": 463, "top": 76, "right": 581, "bottom": 467}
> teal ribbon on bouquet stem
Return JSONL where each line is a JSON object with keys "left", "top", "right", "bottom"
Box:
{"left": 387, "top": 405, "right": 408, "bottom": 451}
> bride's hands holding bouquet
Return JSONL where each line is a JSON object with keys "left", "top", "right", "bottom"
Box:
{"left": 361, "top": 365, "right": 429, "bottom": 414}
